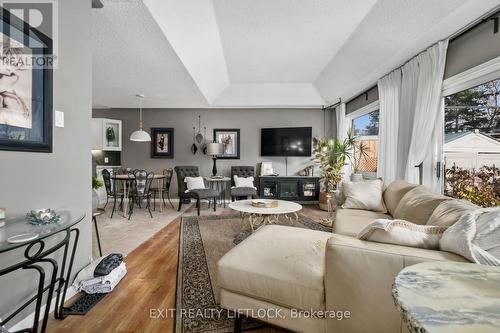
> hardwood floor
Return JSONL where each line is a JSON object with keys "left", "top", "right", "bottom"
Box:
{"left": 47, "top": 205, "right": 328, "bottom": 333}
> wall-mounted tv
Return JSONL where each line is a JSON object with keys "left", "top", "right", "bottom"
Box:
{"left": 261, "top": 127, "right": 312, "bottom": 157}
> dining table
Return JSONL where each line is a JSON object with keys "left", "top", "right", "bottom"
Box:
{"left": 111, "top": 173, "right": 167, "bottom": 217}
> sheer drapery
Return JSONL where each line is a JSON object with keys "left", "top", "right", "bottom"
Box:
{"left": 377, "top": 68, "right": 401, "bottom": 184}
{"left": 404, "top": 40, "right": 448, "bottom": 191}
{"left": 397, "top": 60, "right": 419, "bottom": 180}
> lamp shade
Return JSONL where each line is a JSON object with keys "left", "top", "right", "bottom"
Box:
{"left": 130, "top": 129, "right": 151, "bottom": 142}
{"left": 207, "top": 142, "right": 223, "bottom": 156}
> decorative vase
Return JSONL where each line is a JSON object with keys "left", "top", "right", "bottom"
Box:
{"left": 92, "top": 189, "right": 99, "bottom": 213}
{"left": 351, "top": 173, "right": 363, "bottom": 182}
{"left": 319, "top": 191, "right": 335, "bottom": 211}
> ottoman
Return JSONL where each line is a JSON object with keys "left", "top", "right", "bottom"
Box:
{"left": 217, "top": 225, "right": 332, "bottom": 333}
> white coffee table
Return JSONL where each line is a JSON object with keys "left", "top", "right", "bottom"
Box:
{"left": 229, "top": 199, "right": 302, "bottom": 232}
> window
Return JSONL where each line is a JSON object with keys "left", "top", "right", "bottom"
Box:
{"left": 443, "top": 78, "right": 500, "bottom": 207}
{"left": 352, "top": 109, "right": 379, "bottom": 174}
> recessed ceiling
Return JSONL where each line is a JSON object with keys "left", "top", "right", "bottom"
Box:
{"left": 92, "top": 0, "right": 500, "bottom": 108}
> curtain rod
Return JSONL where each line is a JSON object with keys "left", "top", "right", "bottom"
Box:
{"left": 449, "top": 7, "right": 500, "bottom": 42}
{"left": 323, "top": 98, "right": 342, "bottom": 110}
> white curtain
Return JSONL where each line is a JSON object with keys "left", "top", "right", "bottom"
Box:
{"left": 377, "top": 68, "right": 402, "bottom": 184}
{"left": 404, "top": 40, "right": 448, "bottom": 191}
{"left": 336, "top": 102, "right": 347, "bottom": 140}
{"left": 397, "top": 59, "right": 419, "bottom": 180}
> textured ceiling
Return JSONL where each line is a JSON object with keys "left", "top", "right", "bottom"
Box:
{"left": 92, "top": 0, "right": 208, "bottom": 108}
{"left": 213, "top": 0, "right": 377, "bottom": 83}
{"left": 92, "top": 0, "right": 500, "bottom": 108}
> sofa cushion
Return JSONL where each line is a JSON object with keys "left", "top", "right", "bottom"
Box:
{"left": 217, "top": 225, "right": 332, "bottom": 311}
{"left": 383, "top": 180, "right": 419, "bottom": 216}
{"left": 427, "top": 199, "right": 478, "bottom": 227}
{"left": 342, "top": 179, "right": 387, "bottom": 213}
{"left": 334, "top": 209, "right": 392, "bottom": 237}
{"left": 393, "top": 186, "right": 450, "bottom": 225}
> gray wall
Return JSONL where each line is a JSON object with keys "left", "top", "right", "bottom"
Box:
{"left": 346, "top": 86, "right": 379, "bottom": 115}
{"left": 445, "top": 14, "right": 500, "bottom": 79}
{"left": 344, "top": 15, "right": 500, "bottom": 113}
{"left": 0, "top": 0, "right": 92, "bottom": 326}
{"left": 93, "top": 108, "right": 330, "bottom": 196}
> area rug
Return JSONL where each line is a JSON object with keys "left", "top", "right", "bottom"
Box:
{"left": 174, "top": 213, "right": 331, "bottom": 333}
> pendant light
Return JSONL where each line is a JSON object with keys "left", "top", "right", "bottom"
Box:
{"left": 130, "top": 94, "right": 151, "bottom": 142}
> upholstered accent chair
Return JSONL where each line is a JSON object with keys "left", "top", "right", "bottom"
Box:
{"left": 174, "top": 166, "right": 219, "bottom": 216}
{"left": 230, "top": 166, "right": 258, "bottom": 201}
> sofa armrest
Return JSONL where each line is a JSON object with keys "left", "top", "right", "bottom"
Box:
{"left": 325, "top": 234, "right": 467, "bottom": 333}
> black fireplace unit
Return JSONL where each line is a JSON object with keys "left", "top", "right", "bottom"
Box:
{"left": 259, "top": 176, "right": 320, "bottom": 203}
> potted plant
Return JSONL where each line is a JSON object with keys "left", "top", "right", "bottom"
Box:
{"left": 312, "top": 128, "right": 368, "bottom": 211}
{"left": 92, "top": 176, "right": 103, "bottom": 212}
{"left": 351, "top": 140, "right": 369, "bottom": 182}
{"left": 106, "top": 126, "right": 115, "bottom": 146}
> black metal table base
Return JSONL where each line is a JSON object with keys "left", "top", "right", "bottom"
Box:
{"left": 0, "top": 227, "right": 81, "bottom": 332}
{"left": 63, "top": 293, "right": 107, "bottom": 316}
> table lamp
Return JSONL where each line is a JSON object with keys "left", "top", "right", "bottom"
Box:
{"left": 207, "top": 142, "right": 224, "bottom": 176}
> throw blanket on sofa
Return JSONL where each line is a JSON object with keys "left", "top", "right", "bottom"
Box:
{"left": 440, "top": 208, "right": 500, "bottom": 266}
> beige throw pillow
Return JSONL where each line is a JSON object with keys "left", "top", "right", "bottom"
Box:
{"left": 393, "top": 186, "right": 450, "bottom": 225}
{"left": 358, "top": 219, "right": 448, "bottom": 249}
{"left": 342, "top": 179, "right": 387, "bottom": 213}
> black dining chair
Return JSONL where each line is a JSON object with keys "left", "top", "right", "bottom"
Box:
{"left": 151, "top": 168, "right": 174, "bottom": 210}
{"left": 102, "top": 169, "right": 124, "bottom": 218}
{"left": 128, "top": 170, "right": 154, "bottom": 220}
{"left": 174, "top": 166, "right": 219, "bottom": 216}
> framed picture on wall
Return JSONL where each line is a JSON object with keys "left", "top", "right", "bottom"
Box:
{"left": 213, "top": 128, "right": 240, "bottom": 159}
{"left": 0, "top": 8, "right": 53, "bottom": 153}
{"left": 151, "top": 128, "right": 174, "bottom": 158}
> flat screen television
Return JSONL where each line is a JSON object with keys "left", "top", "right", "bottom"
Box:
{"left": 261, "top": 127, "right": 312, "bottom": 157}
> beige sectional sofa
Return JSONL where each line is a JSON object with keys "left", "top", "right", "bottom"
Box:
{"left": 218, "top": 180, "right": 475, "bottom": 333}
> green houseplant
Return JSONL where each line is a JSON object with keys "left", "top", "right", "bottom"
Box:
{"left": 92, "top": 176, "right": 103, "bottom": 212}
{"left": 313, "top": 128, "right": 368, "bottom": 210}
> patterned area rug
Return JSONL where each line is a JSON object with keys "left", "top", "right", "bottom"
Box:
{"left": 175, "top": 213, "right": 331, "bottom": 333}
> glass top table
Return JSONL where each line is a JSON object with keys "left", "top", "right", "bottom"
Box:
{"left": 0, "top": 209, "right": 85, "bottom": 253}
{"left": 0, "top": 209, "right": 85, "bottom": 332}
{"left": 393, "top": 261, "right": 500, "bottom": 333}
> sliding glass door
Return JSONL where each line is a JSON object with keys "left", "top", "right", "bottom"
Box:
{"left": 443, "top": 78, "right": 500, "bottom": 207}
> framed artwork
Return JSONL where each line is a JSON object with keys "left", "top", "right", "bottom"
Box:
{"left": 213, "top": 128, "right": 240, "bottom": 159}
{"left": 0, "top": 8, "right": 53, "bottom": 152}
{"left": 151, "top": 127, "right": 174, "bottom": 158}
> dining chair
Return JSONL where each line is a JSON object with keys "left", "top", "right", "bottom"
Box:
{"left": 128, "top": 170, "right": 154, "bottom": 220}
{"left": 152, "top": 168, "right": 174, "bottom": 210}
{"left": 102, "top": 169, "right": 124, "bottom": 218}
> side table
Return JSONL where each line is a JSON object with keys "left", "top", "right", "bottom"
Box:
{"left": 393, "top": 261, "right": 500, "bottom": 333}
{"left": 0, "top": 210, "right": 85, "bottom": 332}
{"left": 204, "top": 176, "right": 231, "bottom": 208}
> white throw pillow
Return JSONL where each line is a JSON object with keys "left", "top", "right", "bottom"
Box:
{"left": 184, "top": 176, "right": 205, "bottom": 192}
{"left": 234, "top": 175, "right": 254, "bottom": 188}
{"left": 342, "top": 179, "right": 387, "bottom": 213}
{"left": 358, "top": 219, "right": 448, "bottom": 249}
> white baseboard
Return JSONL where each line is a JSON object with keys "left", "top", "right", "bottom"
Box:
{"left": 8, "top": 286, "right": 78, "bottom": 331}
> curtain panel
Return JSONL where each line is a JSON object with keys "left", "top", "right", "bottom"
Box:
{"left": 404, "top": 40, "right": 448, "bottom": 190}
{"left": 377, "top": 68, "right": 402, "bottom": 184}
{"left": 377, "top": 40, "right": 448, "bottom": 192}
